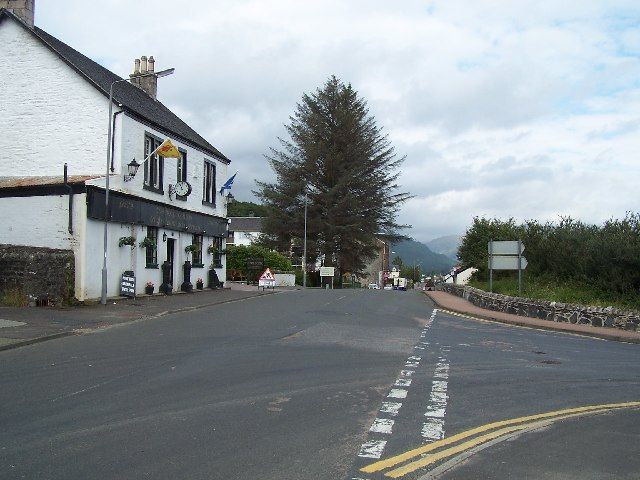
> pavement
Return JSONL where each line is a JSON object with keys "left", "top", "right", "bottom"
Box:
{"left": 424, "top": 289, "right": 640, "bottom": 344}
{"left": 0, "top": 282, "right": 282, "bottom": 351}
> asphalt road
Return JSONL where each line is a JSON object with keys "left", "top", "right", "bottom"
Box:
{"left": 1, "top": 289, "right": 639, "bottom": 479}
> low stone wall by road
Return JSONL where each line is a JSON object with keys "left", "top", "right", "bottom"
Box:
{"left": 438, "top": 283, "right": 640, "bottom": 332}
{"left": 0, "top": 244, "right": 75, "bottom": 306}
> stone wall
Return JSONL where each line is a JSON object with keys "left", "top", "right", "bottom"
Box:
{"left": 438, "top": 283, "right": 640, "bottom": 332}
{"left": 0, "top": 245, "right": 75, "bottom": 306}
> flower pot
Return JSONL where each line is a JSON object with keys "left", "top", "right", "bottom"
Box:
{"left": 145, "top": 286, "right": 154, "bottom": 295}
{"left": 196, "top": 282, "right": 204, "bottom": 290}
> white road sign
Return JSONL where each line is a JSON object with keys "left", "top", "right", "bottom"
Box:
{"left": 488, "top": 241, "right": 525, "bottom": 255}
{"left": 489, "top": 256, "right": 528, "bottom": 270}
{"left": 319, "top": 267, "right": 335, "bottom": 277}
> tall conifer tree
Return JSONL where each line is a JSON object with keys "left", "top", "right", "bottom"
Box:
{"left": 256, "top": 76, "right": 410, "bottom": 276}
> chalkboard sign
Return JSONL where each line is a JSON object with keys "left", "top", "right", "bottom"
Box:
{"left": 120, "top": 271, "right": 136, "bottom": 297}
{"left": 246, "top": 257, "right": 264, "bottom": 271}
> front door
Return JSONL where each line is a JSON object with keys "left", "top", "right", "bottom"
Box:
{"left": 166, "top": 238, "right": 175, "bottom": 286}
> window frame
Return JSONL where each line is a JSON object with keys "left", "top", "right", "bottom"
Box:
{"left": 202, "top": 159, "right": 216, "bottom": 207}
{"left": 145, "top": 226, "right": 159, "bottom": 268}
{"left": 212, "top": 236, "right": 223, "bottom": 268}
{"left": 192, "top": 234, "right": 203, "bottom": 267}
{"left": 176, "top": 148, "right": 188, "bottom": 201}
{"left": 143, "top": 133, "right": 164, "bottom": 194}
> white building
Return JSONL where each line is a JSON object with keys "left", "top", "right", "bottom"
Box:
{"left": 0, "top": 5, "right": 231, "bottom": 301}
{"left": 227, "top": 217, "right": 263, "bottom": 246}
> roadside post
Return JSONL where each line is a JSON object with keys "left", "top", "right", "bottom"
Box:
{"left": 488, "top": 240, "right": 528, "bottom": 295}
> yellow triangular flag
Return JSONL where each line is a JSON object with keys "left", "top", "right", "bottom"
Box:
{"left": 154, "top": 139, "right": 182, "bottom": 158}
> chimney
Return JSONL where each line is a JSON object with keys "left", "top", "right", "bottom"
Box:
{"left": 0, "top": 0, "right": 35, "bottom": 28}
{"left": 129, "top": 55, "right": 158, "bottom": 100}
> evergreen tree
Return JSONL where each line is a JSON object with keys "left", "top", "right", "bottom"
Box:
{"left": 256, "top": 76, "right": 410, "bottom": 275}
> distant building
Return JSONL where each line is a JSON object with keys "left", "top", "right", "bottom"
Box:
{"left": 445, "top": 266, "right": 477, "bottom": 285}
{"left": 227, "top": 217, "right": 264, "bottom": 246}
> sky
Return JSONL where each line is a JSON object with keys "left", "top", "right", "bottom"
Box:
{"left": 36, "top": 0, "right": 640, "bottom": 242}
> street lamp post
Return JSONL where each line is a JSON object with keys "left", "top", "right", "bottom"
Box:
{"left": 100, "top": 68, "right": 175, "bottom": 305}
{"left": 302, "top": 193, "right": 308, "bottom": 288}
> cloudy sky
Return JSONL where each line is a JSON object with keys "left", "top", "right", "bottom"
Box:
{"left": 38, "top": 0, "right": 640, "bottom": 242}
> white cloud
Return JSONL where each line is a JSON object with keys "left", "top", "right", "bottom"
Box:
{"left": 35, "top": 0, "right": 640, "bottom": 242}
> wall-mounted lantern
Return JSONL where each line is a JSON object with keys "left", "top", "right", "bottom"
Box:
{"left": 162, "top": 232, "right": 167, "bottom": 242}
{"left": 124, "top": 158, "right": 141, "bottom": 182}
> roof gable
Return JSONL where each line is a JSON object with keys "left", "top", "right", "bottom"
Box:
{"left": 0, "top": 9, "right": 229, "bottom": 163}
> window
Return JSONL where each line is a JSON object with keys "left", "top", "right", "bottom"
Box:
{"left": 203, "top": 160, "right": 216, "bottom": 206}
{"left": 144, "top": 135, "right": 164, "bottom": 193}
{"left": 192, "top": 234, "right": 203, "bottom": 266}
{"left": 176, "top": 149, "right": 187, "bottom": 200}
{"left": 145, "top": 226, "right": 158, "bottom": 267}
{"left": 212, "top": 236, "right": 223, "bottom": 267}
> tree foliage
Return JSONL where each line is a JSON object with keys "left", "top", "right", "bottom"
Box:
{"left": 255, "top": 76, "right": 410, "bottom": 276}
{"left": 458, "top": 214, "right": 640, "bottom": 296}
{"left": 227, "top": 200, "right": 269, "bottom": 218}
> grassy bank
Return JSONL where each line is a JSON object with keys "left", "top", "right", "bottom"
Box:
{"left": 467, "top": 275, "right": 640, "bottom": 312}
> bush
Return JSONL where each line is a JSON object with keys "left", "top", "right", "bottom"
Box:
{"left": 226, "top": 245, "right": 292, "bottom": 280}
{"left": 459, "top": 213, "right": 640, "bottom": 302}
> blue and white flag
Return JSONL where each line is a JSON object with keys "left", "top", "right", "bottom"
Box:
{"left": 219, "top": 171, "right": 237, "bottom": 195}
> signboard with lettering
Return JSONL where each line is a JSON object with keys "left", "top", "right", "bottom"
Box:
{"left": 86, "top": 187, "right": 227, "bottom": 237}
{"left": 120, "top": 271, "right": 136, "bottom": 297}
{"left": 319, "top": 266, "right": 335, "bottom": 277}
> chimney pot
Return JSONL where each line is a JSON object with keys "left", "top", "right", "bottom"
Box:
{"left": 140, "top": 56, "right": 148, "bottom": 74}
{"left": 148, "top": 56, "right": 155, "bottom": 73}
{"left": 133, "top": 58, "right": 140, "bottom": 74}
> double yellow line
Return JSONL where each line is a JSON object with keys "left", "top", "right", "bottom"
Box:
{"left": 361, "top": 401, "right": 640, "bottom": 478}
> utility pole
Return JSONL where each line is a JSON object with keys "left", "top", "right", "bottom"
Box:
{"left": 302, "top": 193, "right": 308, "bottom": 288}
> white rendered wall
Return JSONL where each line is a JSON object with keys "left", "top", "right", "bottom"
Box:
{"left": 0, "top": 20, "right": 109, "bottom": 176}
{"left": 102, "top": 113, "right": 229, "bottom": 218}
{"left": 81, "top": 219, "right": 226, "bottom": 300}
{"left": 232, "top": 231, "right": 258, "bottom": 246}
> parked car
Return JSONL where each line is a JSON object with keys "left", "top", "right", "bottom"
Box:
{"left": 368, "top": 283, "right": 379, "bottom": 289}
{"left": 383, "top": 284, "right": 393, "bottom": 290}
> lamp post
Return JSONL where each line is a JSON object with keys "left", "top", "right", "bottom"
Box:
{"left": 100, "top": 68, "right": 175, "bottom": 305}
{"left": 302, "top": 192, "right": 308, "bottom": 288}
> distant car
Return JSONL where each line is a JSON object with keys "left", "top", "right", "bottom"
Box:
{"left": 383, "top": 285, "right": 393, "bottom": 290}
{"left": 368, "top": 283, "right": 379, "bottom": 289}
{"left": 424, "top": 278, "right": 435, "bottom": 291}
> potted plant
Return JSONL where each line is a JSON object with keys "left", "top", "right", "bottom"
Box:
{"left": 196, "top": 278, "right": 204, "bottom": 290}
{"left": 185, "top": 244, "right": 200, "bottom": 257}
{"left": 206, "top": 244, "right": 218, "bottom": 255}
{"left": 145, "top": 281, "right": 154, "bottom": 295}
{"left": 118, "top": 236, "right": 136, "bottom": 248}
{"left": 139, "top": 237, "right": 156, "bottom": 249}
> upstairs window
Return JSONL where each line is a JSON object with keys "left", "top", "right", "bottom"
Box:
{"left": 203, "top": 160, "right": 216, "bottom": 206}
{"left": 144, "top": 135, "right": 164, "bottom": 193}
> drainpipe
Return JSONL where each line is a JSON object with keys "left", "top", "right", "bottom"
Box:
{"left": 63, "top": 163, "right": 73, "bottom": 234}
{"left": 110, "top": 109, "right": 124, "bottom": 172}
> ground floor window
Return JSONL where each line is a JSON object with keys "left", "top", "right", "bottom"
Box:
{"left": 145, "top": 226, "right": 158, "bottom": 267}
{"left": 192, "top": 234, "right": 203, "bottom": 266}
{"left": 212, "top": 236, "right": 223, "bottom": 267}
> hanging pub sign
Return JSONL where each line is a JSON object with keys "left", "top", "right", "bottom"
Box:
{"left": 120, "top": 270, "right": 136, "bottom": 297}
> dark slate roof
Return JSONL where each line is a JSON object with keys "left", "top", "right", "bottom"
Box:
{"left": 0, "top": 9, "right": 229, "bottom": 163}
{"left": 229, "top": 217, "right": 264, "bottom": 232}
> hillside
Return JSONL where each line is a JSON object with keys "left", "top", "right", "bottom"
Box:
{"left": 391, "top": 239, "right": 455, "bottom": 274}
{"left": 426, "top": 234, "right": 461, "bottom": 261}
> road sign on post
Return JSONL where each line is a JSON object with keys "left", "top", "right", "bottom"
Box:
{"left": 488, "top": 240, "right": 528, "bottom": 295}
{"left": 319, "top": 266, "right": 335, "bottom": 289}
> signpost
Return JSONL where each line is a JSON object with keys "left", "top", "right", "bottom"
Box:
{"left": 320, "top": 266, "right": 335, "bottom": 289}
{"left": 258, "top": 268, "right": 276, "bottom": 290}
{"left": 120, "top": 270, "right": 136, "bottom": 297}
{"left": 488, "top": 240, "right": 527, "bottom": 295}
{"left": 246, "top": 257, "right": 264, "bottom": 285}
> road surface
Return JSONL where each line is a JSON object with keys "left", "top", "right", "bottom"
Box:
{"left": 1, "top": 289, "right": 638, "bottom": 479}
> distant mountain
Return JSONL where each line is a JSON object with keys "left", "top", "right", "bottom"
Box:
{"left": 426, "top": 235, "right": 462, "bottom": 261}
{"left": 391, "top": 239, "right": 455, "bottom": 274}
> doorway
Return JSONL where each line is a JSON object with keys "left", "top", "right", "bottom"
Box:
{"left": 166, "top": 238, "right": 175, "bottom": 286}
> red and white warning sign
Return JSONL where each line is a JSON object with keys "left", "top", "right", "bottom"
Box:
{"left": 258, "top": 268, "right": 276, "bottom": 288}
